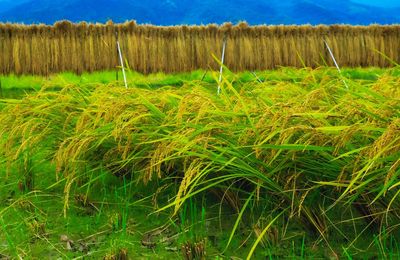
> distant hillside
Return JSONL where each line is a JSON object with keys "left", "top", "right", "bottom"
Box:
{"left": 0, "top": 0, "right": 399, "bottom": 25}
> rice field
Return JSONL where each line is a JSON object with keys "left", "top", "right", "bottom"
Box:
{"left": 0, "top": 67, "right": 400, "bottom": 259}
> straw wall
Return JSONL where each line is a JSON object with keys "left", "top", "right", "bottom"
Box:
{"left": 0, "top": 21, "right": 399, "bottom": 75}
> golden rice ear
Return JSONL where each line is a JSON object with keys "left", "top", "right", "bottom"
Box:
{"left": 236, "top": 21, "right": 249, "bottom": 29}
{"left": 106, "top": 19, "right": 114, "bottom": 27}
{"left": 207, "top": 23, "right": 219, "bottom": 32}
{"left": 220, "top": 22, "right": 233, "bottom": 35}
{"left": 54, "top": 20, "right": 73, "bottom": 34}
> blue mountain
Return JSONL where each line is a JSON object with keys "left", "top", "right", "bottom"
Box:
{"left": 0, "top": 0, "right": 398, "bottom": 25}
{"left": 0, "top": 0, "right": 28, "bottom": 12}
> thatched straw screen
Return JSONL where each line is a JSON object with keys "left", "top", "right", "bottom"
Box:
{"left": 0, "top": 21, "right": 399, "bottom": 75}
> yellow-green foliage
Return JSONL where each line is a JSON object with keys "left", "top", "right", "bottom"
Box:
{"left": 0, "top": 21, "right": 399, "bottom": 75}
{"left": 1, "top": 69, "right": 400, "bottom": 243}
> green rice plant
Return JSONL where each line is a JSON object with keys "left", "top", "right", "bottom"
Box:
{"left": 247, "top": 210, "right": 287, "bottom": 260}
{"left": 17, "top": 145, "right": 34, "bottom": 192}
{"left": 1, "top": 68, "right": 399, "bottom": 257}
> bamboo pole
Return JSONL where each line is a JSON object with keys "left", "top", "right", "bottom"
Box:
{"left": 116, "top": 32, "right": 128, "bottom": 89}
{"left": 218, "top": 37, "right": 227, "bottom": 95}
{"left": 324, "top": 40, "right": 349, "bottom": 89}
{"left": 251, "top": 71, "right": 263, "bottom": 83}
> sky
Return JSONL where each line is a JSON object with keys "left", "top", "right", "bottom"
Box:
{"left": 352, "top": 0, "right": 400, "bottom": 7}
{"left": 0, "top": 0, "right": 400, "bottom": 9}
{"left": 0, "top": 0, "right": 398, "bottom": 6}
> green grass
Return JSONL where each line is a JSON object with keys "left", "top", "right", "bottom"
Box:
{"left": 1, "top": 66, "right": 399, "bottom": 90}
{"left": 1, "top": 67, "right": 400, "bottom": 259}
